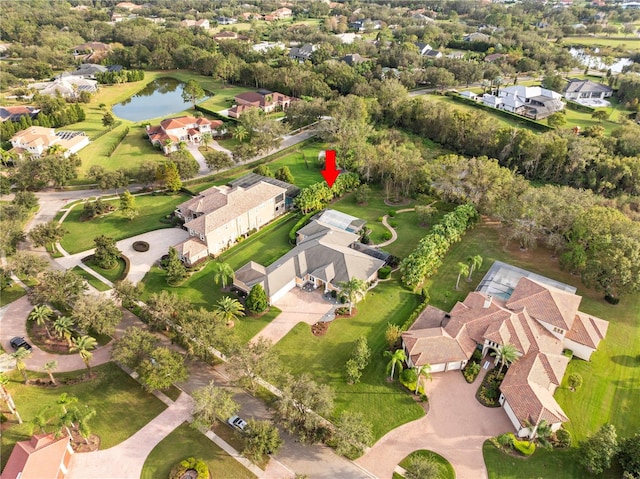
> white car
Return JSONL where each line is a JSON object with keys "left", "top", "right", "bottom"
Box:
{"left": 227, "top": 415, "right": 248, "bottom": 431}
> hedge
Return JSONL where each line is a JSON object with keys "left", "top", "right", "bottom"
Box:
{"left": 565, "top": 99, "right": 596, "bottom": 113}
{"left": 289, "top": 211, "right": 317, "bottom": 242}
{"left": 448, "top": 94, "right": 553, "bottom": 132}
{"left": 194, "top": 104, "right": 238, "bottom": 123}
{"left": 107, "top": 126, "right": 130, "bottom": 158}
{"left": 512, "top": 436, "right": 536, "bottom": 456}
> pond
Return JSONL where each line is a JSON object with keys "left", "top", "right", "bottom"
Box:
{"left": 112, "top": 77, "right": 209, "bottom": 122}
{"left": 568, "top": 48, "right": 633, "bottom": 74}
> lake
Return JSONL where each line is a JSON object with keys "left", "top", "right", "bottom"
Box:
{"left": 568, "top": 48, "right": 634, "bottom": 74}
{"left": 112, "top": 78, "right": 208, "bottom": 122}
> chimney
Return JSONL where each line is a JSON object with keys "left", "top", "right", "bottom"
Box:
{"left": 483, "top": 295, "right": 493, "bottom": 309}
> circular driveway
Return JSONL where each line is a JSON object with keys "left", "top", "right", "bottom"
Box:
{"left": 356, "top": 368, "right": 514, "bottom": 479}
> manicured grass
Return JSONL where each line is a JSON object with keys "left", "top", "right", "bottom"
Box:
{"left": 141, "top": 422, "right": 256, "bottom": 479}
{"left": 60, "top": 193, "right": 190, "bottom": 254}
{"left": 0, "top": 284, "right": 26, "bottom": 306}
{"left": 422, "top": 222, "right": 640, "bottom": 474}
{"left": 71, "top": 265, "right": 111, "bottom": 292}
{"left": 394, "top": 449, "right": 456, "bottom": 479}
{"left": 483, "top": 441, "right": 619, "bottom": 479}
{"left": 199, "top": 84, "right": 256, "bottom": 112}
{"left": 236, "top": 307, "right": 282, "bottom": 345}
{"left": 1, "top": 362, "right": 167, "bottom": 470}
{"left": 561, "top": 36, "right": 640, "bottom": 50}
{"left": 84, "top": 257, "right": 126, "bottom": 283}
{"left": 272, "top": 277, "right": 424, "bottom": 440}
{"left": 264, "top": 141, "right": 330, "bottom": 188}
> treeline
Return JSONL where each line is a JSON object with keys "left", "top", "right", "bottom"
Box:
{"left": 385, "top": 93, "right": 640, "bottom": 198}
{"left": 95, "top": 69, "right": 144, "bottom": 85}
{"left": 400, "top": 204, "right": 479, "bottom": 288}
{"left": 294, "top": 173, "right": 361, "bottom": 213}
{"left": 0, "top": 104, "right": 86, "bottom": 141}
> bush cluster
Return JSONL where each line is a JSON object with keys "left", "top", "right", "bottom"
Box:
{"left": 169, "top": 456, "right": 209, "bottom": 479}
{"left": 378, "top": 266, "right": 392, "bottom": 279}
{"left": 477, "top": 369, "right": 504, "bottom": 406}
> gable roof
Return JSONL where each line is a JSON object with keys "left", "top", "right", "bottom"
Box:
{"left": 564, "top": 79, "right": 613, "bottom": 94}
{"left": 1, "top": 433, "right": 70, "bottom": 479}
{"left": 565, "top": 312, "right": 609, "bottom": 349}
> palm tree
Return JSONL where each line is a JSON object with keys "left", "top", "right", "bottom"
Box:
{"left": 533, "top": 420, "right": 553, "bottom": 448}
{"left": 232, "top": 125, "right": 249, "bottom": 142}
{"left": 70, "top": 335, "right": 97, "bottom": 377}
{"left": 0, "top": 372, "right": 23, "bottom": 423}
{"left": 56, "top": 393, "right": 79, "bottom": 437}
{"left": 53, "top": 316, "right": 74, "bottom": 348}
{"left": 28, "top": 305, "right": 54, "bottom": 339}
{"left": 384, "top": 349, "right": 407, "bottom": 381}
{"left": 201, "top": 132, "right": 213, "bottom": 151}
{"left": 44, "top": 360, "right": 58, "bottom": 385}
{"left": 10, "top": 347, "right": 32, "bottom": 383}
{"left": 163, "top": 138, "right": 173, "bottom": 154}
{"left": 338, "top": 278, "right": 368, "bottom": 315}
{"left": 211, "top": 261, "right": 235, "bottom": 289}
{"left": 494, "top": 75, "right": 504, "bottom": 95}
{"left": 455, "top": 262, "right": 469, "bottom": 290}
{"left": 491, "top": 343, "right": 519, "bottom": 373}
{"left": 215, "top": 296, "right": 245, "bottom": 327}
{"left": 413, "top": 364, "right": 432, "bottom": 394}
{"left": 467, "top": 254, "right": 483, "bottom": 281}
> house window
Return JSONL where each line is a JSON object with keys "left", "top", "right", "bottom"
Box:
{"left": 553, "top": 327, "right": 564, "bottom": 334}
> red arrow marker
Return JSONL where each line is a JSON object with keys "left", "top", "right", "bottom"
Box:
{"left": 321, "top": 150, "right": 340, "bottom": 188}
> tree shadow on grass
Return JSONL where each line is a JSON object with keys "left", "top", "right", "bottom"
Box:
{"left": 610, "top": 355, "right": 640, "bottom": 367}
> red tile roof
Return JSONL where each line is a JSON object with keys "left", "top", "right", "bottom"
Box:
{"left": 1, "top": 433, "right": 71, "bottom": 479}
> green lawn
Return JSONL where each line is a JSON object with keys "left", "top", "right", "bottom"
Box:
{"left": 141, "top": 422, "right": 255, "bottom": 479}
{"left": 0, "top": 284, "right": 27, "bottom": 306}
{"left": 264, "top": 141, "right": 330, "bottom": 189}
{"left": 560, "top": 36, "right": 640, "bottom": 51}
{"left": 60, "top": 192, "right": 190, "bottom": 254}
{"left": 84, "top": 257, "right": 127, "bottom": 283}
{"left": 198, "top": 84, "right": 255, "bottom": 112}
{"left": 272, "top": 277, "right": 424, "bottom": 440}
{"left": 483, "top": 441, "right": 620, "bottom": 479}
{"left": 393, "top": 449, "right": 456, "bottom": 479}
{"left": 421, "top": 222, "right": 640, "bottom": 476}
{"left": 71, "top": 265, "right": 111, "bottom": 292}
{"left": 1, "top": 362, "right": 167, "bottom": 470}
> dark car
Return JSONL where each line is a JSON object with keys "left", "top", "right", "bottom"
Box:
{"left": 9, "top": 337, "right": 32, "bottom": 351}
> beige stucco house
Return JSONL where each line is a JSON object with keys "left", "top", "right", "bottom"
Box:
{"left": 10, "top": 126, "right": 89, "bottom": 158}
{"left": 402, "top": 261, "right": 608, "bottom": 438}
{"left": 234, "top": 210, "right": 387, "bottom": 304}
{"left": 174, "top": 174, "right": 297, "bottom": 265}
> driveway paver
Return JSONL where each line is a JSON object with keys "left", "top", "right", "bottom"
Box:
{"left": 356, "top": 368, "right": 513, "bottom": 479}
{"left": 251, "top": 288, "right": 333, "bottom": 345}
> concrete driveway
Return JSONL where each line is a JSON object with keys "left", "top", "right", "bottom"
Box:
{"left": 55, "top": 228, "right": 190, "bottom": 286}
{"left": 250, "top": 288, "right": 333, "bottom": 345}
{"left": 356, "top": 368, "right": 514, "bottom": 479}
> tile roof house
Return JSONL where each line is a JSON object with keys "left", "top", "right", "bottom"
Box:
{"left": 289, "top": 43, "right": 317, "bottom": 62}
{"left": 234, "top": 210, "right": 386, "bottom": 304}
{"left": 464, "top": 32, "right": 491, "bottom": 42}
{"left": 0, "top": 433, "right": 73, "bottom": 479}
{"left": 482, "top": 85, "right": 564, "bottom": 120}
{"left": 72, "top": 42, "right": 112, "bottom": 62}
{"left": 402, "top": 262, "right": 608, "bottom": 439}
{"left": 146, "top": 116, "right": 225, "bottom": 154}
{"left": 341, "top": 53, "right": 369, "bottom": 66}
{"left": 228, "top": 90, "right": 295, "bottom": 118}
{"left": 30, "top": 77, "right": 98, "bottom": 99}
{"left": 10, "top": 126, "right": 89, "bottom": 158}
{"left": 174, "top": 174, "right": 296, "bottom": 265}
{"left": 0, "top": 106, "right": 40, "bottom": 123}
{"left": 563, "top": 79, "right": 613, "bottom": 101}
{"left": 56, "top": 63, "right": 108, "bottom": 80}
{"left": 180, "top": 19, "right": 210, "bottom": 29}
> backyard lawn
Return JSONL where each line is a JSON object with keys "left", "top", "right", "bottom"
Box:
{"left": 272, "top": 277, "right": 425, "bottom": 440}
{"left": 422, "top": 222, "right": 640, "bottom": 476}
{"left": 59, "top": 192, "right": 190, "bottom": 254}
{"left": 84, "top": 256, "right": 127, "bottom": 283}
{"left": 141, "top": 422, "right": 256, "bottom": 479}
{"left": 263, "top": 141, "right": 330, "bottom": 189}
{"left": 72, "top": 265, "right": 111, "bottom": 292}
{"left": 1, "top": 362, "right": 167, "bottom": 470}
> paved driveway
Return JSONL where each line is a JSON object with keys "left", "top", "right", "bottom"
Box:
{"left": 55, "top": 228, "right": 190, "bottom": 286}
{"left": 356, "top": 368, "right": 514, "bottom": 479}
{"left": 250, "top": 288, "right": 333, "bottom": 345}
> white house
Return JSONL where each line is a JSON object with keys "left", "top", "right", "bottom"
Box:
{"left": 10, "top": 126, "right": 89, "bottom": 158}
{"left": 563, "top": 79, "right": 613, "bottom": 103}
{"left": 402, "top": 261, "right": 608, "bottom": 438}
{"left": 482, "top": 85, "right": 564, "bottom": 120}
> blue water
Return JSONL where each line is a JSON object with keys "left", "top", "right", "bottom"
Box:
{"left": 112, "top": 78, "right": 207, "bottom": 122}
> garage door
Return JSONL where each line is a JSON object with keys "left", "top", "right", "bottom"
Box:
{"left": 430, "top": 363, "right": 446, "bottom": 373}
{"left": 446, "top": 361, "right": 462, "bottom": 371}
{"left": 270, "top": 279, "right": 296, "bottom": 304}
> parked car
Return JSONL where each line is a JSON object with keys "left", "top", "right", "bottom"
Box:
{"left": 227, "top": 415, "right": 248, "bottom": 432}
{"left": 9, "top": 337, "right": 32, "bottom": 351}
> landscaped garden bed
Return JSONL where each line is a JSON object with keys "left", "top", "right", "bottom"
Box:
{"left": 476, "top": 368, "right": 504, "bottom": 407}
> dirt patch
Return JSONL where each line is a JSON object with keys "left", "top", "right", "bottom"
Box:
{"left": 70, "top": 428, "right": 100, "bottom": 453}
{"left": 28, "top": 323, "right": 73, "bottom": 355}
{"left": 311, "top": 321, "right": 329, "bottom": 336}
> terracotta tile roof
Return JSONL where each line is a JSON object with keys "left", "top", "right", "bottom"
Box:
{"left": 408, "top": 305, "right": 448, "bottom": 330}
{"left": 160, "top": 116, "right": 199, "bottom": 130}
{"left": 402, "top": 328, "right": 468, "bottom": 366}
{"left": 566, "top": 312, "right": 609, "bottom": 349}
{"left": 1, "top": 433, "right": 71, "bottom": 479}
{"left": 506, "top": 277, "right": 581, "bottom": 330}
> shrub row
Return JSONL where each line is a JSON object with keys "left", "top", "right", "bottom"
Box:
{"left": 91, "top": 120, "right": 122, "bottom": 141}
{"left": 289, "top": 211, "right": 317, "bottom": 242}
{"left": 512, "top": 436, "right": 536, "bottom": 456}
{"left": 565, "top": 99, "right": 596, "bottom": 113}
{"left": 107, "top": 126, "right": 130, "bottom": 158}
{"left": 400, "top": 204, "right": 478, "bottom": 288}
{"left": 194, "top": 104, "right": 237, "bottom": 123}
